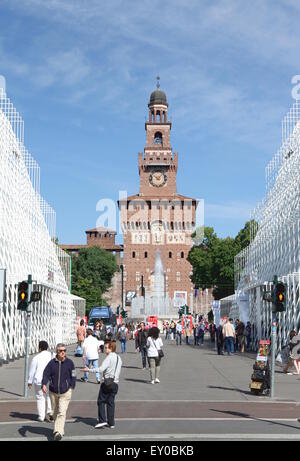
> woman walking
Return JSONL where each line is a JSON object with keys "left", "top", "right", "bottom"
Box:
{"left": 81, "top": 341, "right": 122, "bottom": 428}
{"left": 147, "top": 327, "right": 163, "bottom": 384}
{"left": 77, "top": 320, "right": 86, "bottom": 347}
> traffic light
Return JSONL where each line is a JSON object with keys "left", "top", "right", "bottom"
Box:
{"left": 124, "top": 310, "right": 128, "bottom": 318}
{"left": 273, "top": 281, "right": 287, "bottom": 313}
{"left": 17, "top": 281, "right": 29, "bottom": 311}
{"left": 185, "top": 305, "right": 189, "bottom": 315}
{"left": 117, "top": 306, "right": 120, "bottom": 315}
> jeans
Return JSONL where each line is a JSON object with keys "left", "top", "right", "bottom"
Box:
{"left": 186, "top": 336, "right": 190, "bottom": 345}
{"left": 225, "top": 336, "right": 234, "bottom": 355}
{"left": 120, "top": 340, "right": 126, "bottom": 353}
{"left": 97, "top": 382, "right": 119, "bottom": 426}
{"left": 84, "top": 359, "right": 100, "bottom": 382}
{"left": 176, "top": 332, "right": 182, "bottom": 345}
{"left": 140, "top": 346, "right": 147, "bottom": 368}
{"left": 198, "top": 333, "right": 204, "bottom": 345}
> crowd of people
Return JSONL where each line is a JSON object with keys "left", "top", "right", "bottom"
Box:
{"left": 162, "top": 316, "right": 253, "bottom": 356}
{"left": 26, "top": 311, "right": 300, "bottom": 441}
{"left": 27, "top": 318, "right": 165, "bottom": 441}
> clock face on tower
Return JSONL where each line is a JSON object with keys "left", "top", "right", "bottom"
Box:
{"left": 149, "top": 171, "right": 167, "bottom": 187}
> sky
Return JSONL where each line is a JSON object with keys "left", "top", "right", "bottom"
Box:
{"left": 0, "top": 0, "right": 299, "bottom": 244}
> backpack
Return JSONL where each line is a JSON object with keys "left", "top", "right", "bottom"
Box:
{"left": 119, "top": 328, "right": 127, "bottom": 341}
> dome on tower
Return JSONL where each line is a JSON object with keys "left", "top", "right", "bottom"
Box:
{"left": 149, "top": 89, "right": 167, "bottom": 106}
{"left": 149, "top": 77, "right": 168, "bottom": 106}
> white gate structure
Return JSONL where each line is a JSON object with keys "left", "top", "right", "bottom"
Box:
{"left": 0, "top": 89, "right": 77, "bottom": 363}
{"left": 220, "top": 99, "right": 300, "bottom": 351}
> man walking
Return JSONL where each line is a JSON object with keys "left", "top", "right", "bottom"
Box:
{"left": 42, "top": 344, "right": 76, "bottom": 441}
{"left": 136, "top": 322, "right": 148, "bottom": 369}
{"left": 197, "top": 321, "right": 205, "bottom": 346}
{"left": 222, "top": 318, "right": 236, "bottom": 356}
{"left": 176, "top": 321, "right": 183, "bottom": 345}
{"left": 28, "top": 340, "right": 53, "bottom": 422}
{"left": 82, "top": 329, "right": 101, "bottom": 383}
{"left": 117, "top": 323, "right": 128, "bottom": 353}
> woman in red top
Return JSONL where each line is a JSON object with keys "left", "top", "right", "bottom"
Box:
{"left": 77, "top": 319, "right": 86, "bottom": 347}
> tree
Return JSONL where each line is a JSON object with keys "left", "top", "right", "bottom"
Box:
{"left": 72, "top": 277, "right": 103, "bottom": 313}
{"left": 235, "top": 220, "right": 258, "bottom": 251}
{"left": 71, "top": 247, "right": 119, "bottom": 315}
{"left": 188, "top": 221, "right": 258, "bottom": 301}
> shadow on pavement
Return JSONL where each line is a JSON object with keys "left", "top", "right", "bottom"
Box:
{"left": 72, "top": 416, "right": 96, "bottom": 427}
{"left": 10, "top": 412, "right": 37, "bottom": 421}
{"left": 0, "top": 388, "right": 23, "bottom": 397}
{"left": 211, "top": 408, "right": 300, "bottom": 431}
{"left": 122, "top": 366, "right": 141, "bottom": 370}
{"left": 18, "top": 425, "right": 53, "bottom": 440}
{"left": 124, "top": 378, "right": 149, "bottom": 384}
{"left": 208, "top": 385, "right": 253, "bottom": 396}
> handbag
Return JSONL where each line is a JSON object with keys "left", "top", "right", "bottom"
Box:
{"left": 103, "top": 356, "right": 119, "bottom": 391}
{"left": 152, "top": 338, "right": 164, "bottom": 358}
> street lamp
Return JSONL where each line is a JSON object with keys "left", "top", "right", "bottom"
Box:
{"left": 120, "top": 264, "right": 124, "bottom": 310}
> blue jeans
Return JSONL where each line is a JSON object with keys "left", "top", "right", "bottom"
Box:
{"left": 176, "top": 332, "right": 182, "bottom": 345}
{"left": 198, "top": 333, "right": 204, "bottom": 345}
{"left": 120, "top": 340, "right": 126, "bottom": 353}
{"left": 225, "top": 337, "right": 234, "bottom": 355}
{"left": 140, "top": 346, "right": 147, "bottom": 368}
{"left": 84, "top": 359, "right": 100, "bottom": 382}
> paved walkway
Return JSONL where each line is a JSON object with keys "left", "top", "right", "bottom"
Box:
{"left": 1, "top": 336, "right": 300, "bottom": 440}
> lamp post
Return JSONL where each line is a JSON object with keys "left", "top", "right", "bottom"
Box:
{"left": 120, "top": 264, "right": 124, "bottom": 310}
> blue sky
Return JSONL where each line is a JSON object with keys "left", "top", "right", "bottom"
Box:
{"left": 0, "top": 0, "right": 299, "bottom": 244}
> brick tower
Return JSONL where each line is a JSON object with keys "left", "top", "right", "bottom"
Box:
{"left": 119, "top": 80, "right": 197, "bottom": 313}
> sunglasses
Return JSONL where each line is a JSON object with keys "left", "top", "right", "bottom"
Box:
{"left": 58, "top": 349, "right": 66, "bottom": 353}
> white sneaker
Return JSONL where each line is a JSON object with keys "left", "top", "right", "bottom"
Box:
{"left": 95, "top": 422, "right": 108, "bottom": 428}
{"left": 151, "top": 380, "right": 155, "bottom": 384}
{"left": 155, "top": 378, "right": 160, "bottom": 383}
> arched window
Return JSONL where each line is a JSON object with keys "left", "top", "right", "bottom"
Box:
{"left": 132, "top": 252, "right": 136, "bottom": 258}
{"left": 154, "top": 132, "right": 162, "bottom": 145}
{"left": 145, "top": 252, "right": 148, "bottom": 258}
{"left": 181, "top": 252, "right": 184, "bottom": 258}
{"left": 169, "top": 252, "right": 172, "bottom": 258}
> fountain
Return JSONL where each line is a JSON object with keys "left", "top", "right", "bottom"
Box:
{"left": 131, "top": 250, "right": 178, "bottom": 320}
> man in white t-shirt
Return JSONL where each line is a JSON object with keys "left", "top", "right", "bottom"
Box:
{"left": 28, "top": 340, "right": 54, "bottom": 422}
{"left": 176, "top": 322, "right": 183, "bottom": 346}
{"left": 81, "top": 329, "right": 101, "bottom": 383}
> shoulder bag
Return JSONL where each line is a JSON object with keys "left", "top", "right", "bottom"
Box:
{"left": 103, "top": 356, "right": 119, "bottom": 392}
{"left": 152, "top": 338, "right": 164, "bottom": 358}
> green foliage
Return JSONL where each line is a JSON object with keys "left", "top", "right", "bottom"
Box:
{"left": 188, "top": 220, "right": 258, "bottom": 300}
{"left": 235, "top": 220, "right": 257, "bottom": 251}
{"left": 71, "top": 247, "right": 119, "bottom": 315}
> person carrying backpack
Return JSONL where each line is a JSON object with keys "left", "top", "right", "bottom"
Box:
{"left": 117, "top": 323, "right": 128, "bottom": 353}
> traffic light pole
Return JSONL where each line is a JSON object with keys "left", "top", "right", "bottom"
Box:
{"left": 270, "top": 312, "right": 277, "bottom": 399}
{"left": 24, "top": 274, "right": 32, "bottom": 398}
{"left": 270, "top": 275, "right": 278, "bottom": 399}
